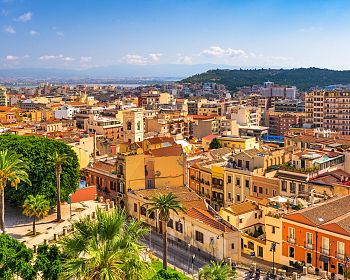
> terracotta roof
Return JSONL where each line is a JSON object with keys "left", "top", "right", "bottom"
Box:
{"left": 146, "top": 136, "right": 175, "bottom": 145}
{"left": 284, "top": 195, "right": 350, "bottom": 227}
{"left": 225, "top": 201, "right": 259, "bottom": 215}
{"left": 202, "top": 134, "right": 218, "bottom": 141}
{"left": 149, "top": 144, "right": 183, "bottom": 157}
{"left": 187, "top": 207, "right": 233, "bottom": 232}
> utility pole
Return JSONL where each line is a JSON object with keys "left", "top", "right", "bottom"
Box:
{"left": 270, "top": 242, "right": 277, "bottom": 276}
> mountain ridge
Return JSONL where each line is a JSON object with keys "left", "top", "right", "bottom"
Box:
{"left": 181, "top": 67, "right": 350, "bottom": 91}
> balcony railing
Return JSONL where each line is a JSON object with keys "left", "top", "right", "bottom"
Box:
{"left": 287, "top": 236, "right": 296, "bottom": 244}
{"left": 320, "top": 247, "right": 330, "bottom": 256}
{"left": 336, "top": 252, "right": 345, "bottom": 261}
{"left": 304, "top": 242, "right": 313, "bottom": 250}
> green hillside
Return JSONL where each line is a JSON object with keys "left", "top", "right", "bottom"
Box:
{"left": 181, "top": 67, "right": 350, "bottom": 91}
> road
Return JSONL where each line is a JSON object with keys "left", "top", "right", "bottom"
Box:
{"left": 141, "top": 231, "right": 246, "bottom": 278}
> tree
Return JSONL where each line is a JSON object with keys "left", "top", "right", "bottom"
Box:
{"left": 34, "top": 244, "right": 62, "bottom": 280}
{"left": 209, "top": 138, "right": 222, "bottom": 149}
{"left": 0, "top": 234, "right": 35, "bottom": 280}
{"left": 0, "top": 150, "right": 31, "bottom": 233}
{"left": 23, "top": 195, "right": 50, "bottom": 236}
{"left": 60, "top": 207, "right": 149, "bottom": 280}
{"left": 49, "top": 152, "right": 70, "bottom": 221}
{"left": 199, "top": 261, "right": 236, "bottom": 280}
{"left": 0, "top": 135, "right": 79, "bottom": 207}
{"left": 144, "top": 193, "right": 186, "bottom": 270}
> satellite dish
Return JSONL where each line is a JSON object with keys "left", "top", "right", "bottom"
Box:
{"left": 155, "top": 171, "right": 161, "bottom": 177}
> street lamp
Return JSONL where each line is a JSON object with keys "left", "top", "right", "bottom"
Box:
{"left": 345, "top": 256, "right": 349, "bottom": 280}
{"left": 68, "top": 194, "right": 72, "bottom": 220}
{"left": 270, "top": 242, "right": 277, "bottom": 276}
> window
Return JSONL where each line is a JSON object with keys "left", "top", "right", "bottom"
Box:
{"left": 175, "top": 221, "right": 183, "bottom": 233}
{"left": 248, "top": 241, "right": 254, "bottom": 250}
{"left": 228, "top": 192, "right": 232, "bottom": 200}
{"left": 245, "top": 180, "right": 250, "bottom": 188}
{"left": 227, "top": 176, "right": 232, "bottom": 184}
{"left": 253, "top": 185, "right": 257, "bottom": 192}
{"left": 322, "top": 237, "right": 329, "bottom": 255}
{"left": 239, "top": 218, "right": 243, "bottom": 223}
{"left": 288, "top": 227, "right": 295, "bottom": 242}
{"left": 140, "top": 206, "right": 147, "bottom": 216}
{"left": 236, "top": 178, "right": 241, "bottom": 186}
{"left": 149, "top": 211, "right": 155, "bottom": 220}
{"left": 337, "top": 241, "right": 345, "bottom": 259}
{"left": 236, "top": 194, "right": 241, "bottom": 202}
{"left": 255, "top": 213, "right": 258, "bottom": 219}
{"left": 258, "top": 246, "right": 263, "bottom": 258}
{"left": 266, "top": 188, "right": 269, "bottom": 195}
{"left": 238, "top": 159, "right": 242, "bottom": 167}
{"left": 272, "top": 226, "right": 276, "bottom": 234}
{"left": 246, "top": 161, "right": 250, "bottom": 169}
{"left": 231, "top": 243, "right": 235, "bottom": 250}
{"left": 227, "top": 216, "right": 230, "bottom": 222}
{"left": 133, "top": 203, "right": 138, "bottom": 213}
{"left": 281, "top": 181, "right": 287, "bottom": 191}
{"left": 167, "top": 219, "right": 174, "bottom": 228}
{"left": 306, "top": 232, "right": 313, "bottom": 245}
{"left": 258, "top": 187, "right": 263, "bottom": 194}
{"left": 289, "top": 247, "right": 295, "bottom": 258}
{"left": 195, "top": 231, "right": 204, "bottom": 243}
{"left": 290, "top": 182, "right": 296, "bottom": 193}
{"left": 127, "top": 121, "right": 132, "bottom": 130}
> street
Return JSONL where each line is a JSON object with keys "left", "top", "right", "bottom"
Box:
{"left": 141, "top": 231, "right": 246, "bottom": 278}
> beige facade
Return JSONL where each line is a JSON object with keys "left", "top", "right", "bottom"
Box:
{"left": 122, "top": 108, "right": 144, "bottom": 143}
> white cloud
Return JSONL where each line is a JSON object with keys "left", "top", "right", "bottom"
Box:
{"left": 80, "top": 56, "right": 92, "bottom": 62}
{"left": 29, "top": 30, "right": 39, "bottom": 36}
{"left": 4, "top": 25, "right": 15, "bottom": 34}
{"left": 149, "top": 53, "right": 162, "bottom": 62}
{"left": 123, "top": 53, "right": 162, "bottom": 65}
{"left": 201, "top": 46, "right": 248, "bottom": 58}
{"left": 5, "top": 55, "right": 19, "bottom": 61}
{"left": 62, "top": 56, "right": 74, "bottom": 61}
{"left": 176, "top": 55, "right": 193, "bottom": 65}
{"left": 16, "top": 12, "right": 32, "bottom": 22}
{"left": 39, "top": 54, "right": 74, "bottom": 61}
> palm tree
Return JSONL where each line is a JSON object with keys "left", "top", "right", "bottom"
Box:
{"left": 199, "top": 260, "right": 236, "bottom": 280}
{"left": 144, "top": 192, "right": 186, "bottom": 270}
{"left": 23, "top": 194, "right": 50, "bottom": 236}
{"left": 0, "top": 150, "right": 30, "bottom": 233}
{"left": 49, "top": 152, "right": 69, "bottom": 221}
{"left": 60, "top": 207, "right": 149, "bottom": 280}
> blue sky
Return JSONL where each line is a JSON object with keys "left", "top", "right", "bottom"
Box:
{"left": 1, "top": 0, "right": 350, "bottom": 70}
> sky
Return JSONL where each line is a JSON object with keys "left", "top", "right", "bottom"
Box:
{"left": 2, "top": 0, "right": 350, "bottom": 70}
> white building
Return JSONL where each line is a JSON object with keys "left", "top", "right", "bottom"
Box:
{"left": 54, "top": 105, "right": 80, "bottom": 120}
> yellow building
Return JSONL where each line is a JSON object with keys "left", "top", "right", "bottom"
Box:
{"left": 127, "top": 186, "right": 241, "bottom": 262}
{"left": 116, "top": 144, "right": 185, "bottom": 191}
{"left": 218, "top": 136, "right": 258, "bottom": 151}
{"left": 220, "top": 199, "right": 283, "bottom": 264}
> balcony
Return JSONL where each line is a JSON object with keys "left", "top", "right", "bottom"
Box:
{"left": 336, "top": 252, "right": 345, "bottom": 261}
{"left": 320, "top": 247, "right": 330, "bottom": 256}
{"left": 287, "top": 236, "right": 296, "bottom": 244}
{"left": 304, "top": 242, "right": 313, "bottom": 250}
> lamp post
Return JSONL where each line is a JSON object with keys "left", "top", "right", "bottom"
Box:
{"left": 270, "top": 242, "right": 277, "bottom": 276}
{"left": 345, "top": 256, "right": 349, "bottom": 280}
{"left": 68, "top": 194, "right": 72, "bottom": 220}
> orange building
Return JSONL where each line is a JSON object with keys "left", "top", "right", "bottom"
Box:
{"left": 282, "top": 196, "right": 350, "bottom": 278}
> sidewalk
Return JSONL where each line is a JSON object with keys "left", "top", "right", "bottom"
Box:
{"left": 6, "top": 200, "right": 105, "bottom": 249}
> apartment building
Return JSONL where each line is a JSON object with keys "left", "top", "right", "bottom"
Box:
{"left": 282, "top": 195, "right": 350, "bottom": 278}
{"left": 84, "top": 116, "right": 123, "bottom": 140}
{"left": 305, "top": 90, "right": 350, "bottom": 135}
{"left": 265, "top": 111, "right": 305, "bottom": 136}
{"left": 227, "top": 105, "right": 262, "bottom": 126}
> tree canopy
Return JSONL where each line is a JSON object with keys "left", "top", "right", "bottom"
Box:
{"left": 209, "top": 138, "right": 222, "bottom": 149}
{"left": 182, "top": 67, "right": 350, "bottom": 91}
{"left": 0, "top": 134, "right": 79, "bottom": 206}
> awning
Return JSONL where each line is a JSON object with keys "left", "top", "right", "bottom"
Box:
{"left": 319, "top": 255, "right": 330, "bottom": 263}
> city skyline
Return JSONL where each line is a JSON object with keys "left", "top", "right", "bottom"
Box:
{"left": 2, "top": 0, "right": 350, "bottom": 72}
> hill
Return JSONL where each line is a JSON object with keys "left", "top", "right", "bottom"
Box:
{"left": 181, "top": 68, "right": 350, "bottom": 91}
